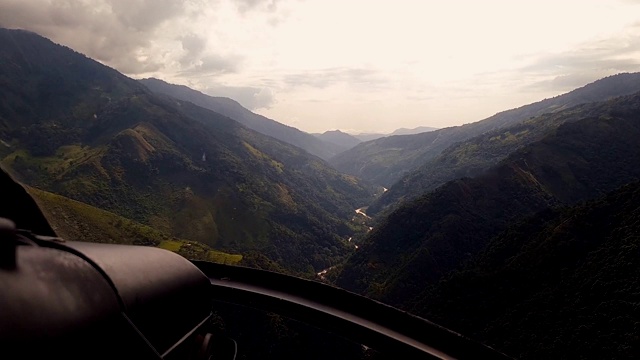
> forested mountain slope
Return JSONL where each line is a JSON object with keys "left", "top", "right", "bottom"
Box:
{"left": 369, "top": 93, "right": 640, "bottom": 215}
{"left": 0, "top": 28, "right": 376, "bottom": 274}
{"left": 336, "top": 94, "right": 640, "bottom": 305}
{"left": 329, "top": 72, "right": 640, "bottom": 187}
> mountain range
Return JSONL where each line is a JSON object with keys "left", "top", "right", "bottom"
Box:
{"left": 337, "top": 91, "right": 640, "bottom": 297}
{"left": 350, "top": 126, "right": 439, "bottom": 142}
{"left": 312, "top": 127, "right": 441, "bottom": 153}
{"left": 366, "top": 90, "right": 635, "bottom": 215}
{"left": 0, "top": 28, "right": 376, "bottom": 274}
{"left": 312, "top": 130, "right": 362, "bottom": 151}
{"left": 329, "top": 73, "right": 640, "bottom": 187}
{"left": 335, "top": 90, "right": 640, "bottom": 358}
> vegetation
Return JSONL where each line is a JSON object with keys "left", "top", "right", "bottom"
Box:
{"left": 336, "top": 97, "right": 640, "bottom": 309}
{"left": 413, "top": 181, "right": 640, "bottom": 359}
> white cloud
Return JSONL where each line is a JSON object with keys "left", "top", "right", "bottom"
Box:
{"left": 179, "top": 33, "right": 207, "bottom": 65}
{"left": 0, "top": 0, "right": 191, "bottom": 73}
{"left": 233, "top": 0, "right": 281, "bottom": 13}
{"left": 204, "top": 85, "right": 276, "bottom": 110}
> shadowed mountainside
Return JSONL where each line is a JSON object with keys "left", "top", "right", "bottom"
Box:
{"left": 413, "top": 181, "right": 640, "bottom": 359}
{"left": 139, "top": 77, "right": 342, "bottom": 160}
{"left": 336, "top": 93, "right": 640, "bottom": 307}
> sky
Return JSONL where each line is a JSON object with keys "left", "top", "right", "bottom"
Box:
{"left": 2, "top": 0, "right": 640, "bottom": 134}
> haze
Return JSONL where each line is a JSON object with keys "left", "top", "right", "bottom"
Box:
{"left": 2, "top": 0, "right": 640, "bottom": 133}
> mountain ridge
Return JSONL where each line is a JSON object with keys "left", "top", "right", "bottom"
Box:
{"left": 349, "top": 126, "right": 439, "bottom": 142}
{"left": 312, "top": 130, "right": 362, "bottom": 151}
{"left": 336, "top": 92, "right": 640, "bottom": 305}
{"left": 329, "top": 72, "right": 640, "bottom": 187}
{"left": 367, "top": 92, "right": 640, "bottom": 215}
{"left": 139, "top": 77, "right": 342, "bottom": 160}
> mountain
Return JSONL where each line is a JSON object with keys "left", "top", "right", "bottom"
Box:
{"left": 0, "top": 28, "right": 376, "bottom": 274}
{"left": 350, "top": 132, "right": 387, "bottom": 142}
{"left": 329, "top": 72, "right": 640, "bottom": 187}
{"left": 388, "top": 126, "right": 439, "bottom": 136}
{"left": 139, "top": 78, "right": 341, "bottom": 160}
{"left": 336, "top": 93, "right": 640, "bottom": 306}
{"left": 413, "top": 181, "right": 640, "bottom": 359}
{"left": 367, "top": 98, "right": 621, "bottom": 215}
{"left": 313, "top": 130, "right": 361, "bottom": 151}
{"left": 349, "top": 126, "right": 438, "bottom": 142}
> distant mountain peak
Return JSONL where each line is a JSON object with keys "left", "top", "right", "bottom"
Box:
{"left": 347, "top": 126, "right": 438, "bottom": 142}
{"left": 323, "top": 129, "right": 349, "bottom": 135}
{"left": 388, "top": 126, "right": 439, "bottom": 136}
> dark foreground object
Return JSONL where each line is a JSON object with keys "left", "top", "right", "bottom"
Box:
{"left": 0, "top": 220, "right": 509, "bottom": 359}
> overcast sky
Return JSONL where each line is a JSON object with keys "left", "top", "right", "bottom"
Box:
{"left": 2, "top": 0, "right": 640, "bottom": 133}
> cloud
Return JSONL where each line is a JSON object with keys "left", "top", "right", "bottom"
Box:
{"left": 0, "top": 0, "right": 189, "bottom": 74}
{"left": 233, "top": 0, "right": 281, "bottom": 13}
{"left": 180, "top": 54, "right": 244, "bottom": 76}
{"left": 231, "top": 0, "right": 292, "bottom": 26}
{"left": 519, "top": 22, "right": 640, "bottom": 92}
{"left": 283, "top": 67, "right": 389, "bottom": 90}
{"left": 109, "top": 0, "right": 187, "bottom": 31}
{"left": 179, "top": 33, "right": 207, "bottom": 65}
{"left": 204, "top": 85, "right": 276, "bottom": 110}
{"left": 252, "top": 87, "right": 276, "bottom": 109}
